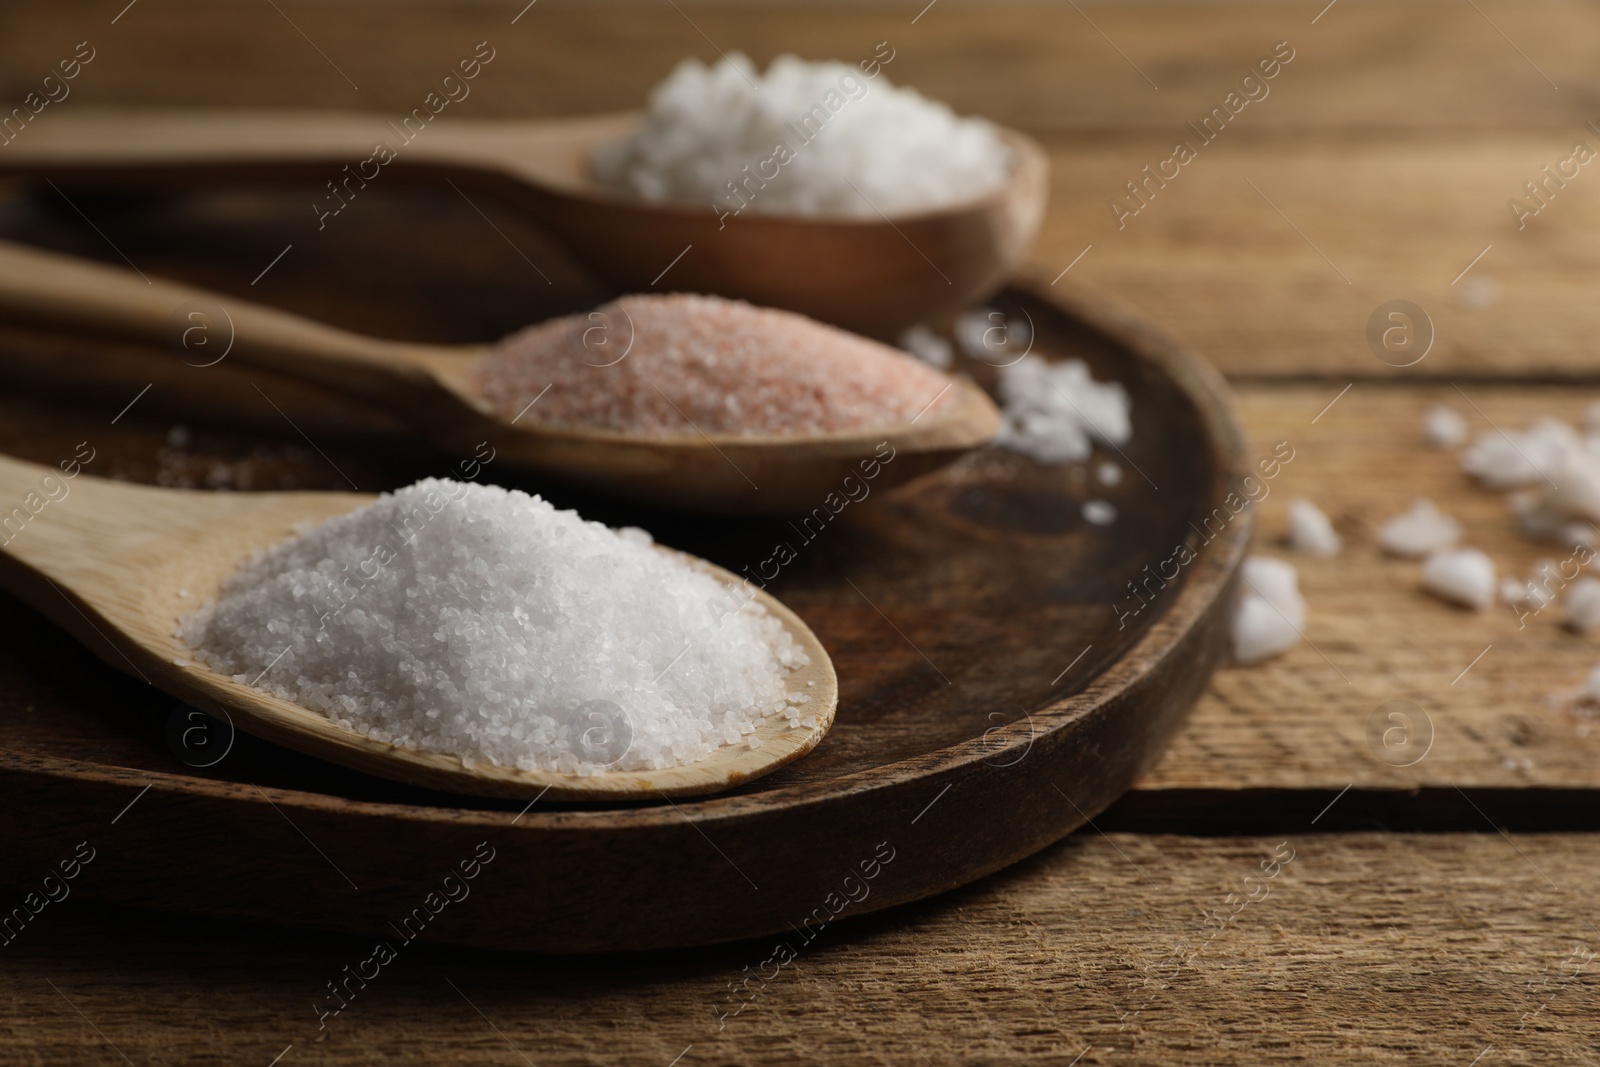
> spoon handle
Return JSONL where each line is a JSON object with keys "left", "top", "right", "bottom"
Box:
{"left": 0, "top": 238, "right": 456, "bottom": 403}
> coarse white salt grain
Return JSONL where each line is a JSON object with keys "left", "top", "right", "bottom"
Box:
{"left": 1286, "top": 498, "right": 1340, "bottom": 557}
{"left": 1564, "top": 577, "right": 1600, "bottom": 632}
{"left": 1082, "top": 499, "right": 1116, "bottom": 526}
{"left": 1420, "top": 547, "right": 1496, "bottom": 610}
{"left": 1379, "top": 499, "right": 1462, "bottom": 557}
{"left": 590, "top": 54, "right": 1009, "bottom": 218}
{"left": 1422, "top": 405, "right": 1468, "bottom": 448}
{"left": 474, "top": 293, "right": 954, "bottom": 436}
{"left": 994, "top": 355, "right": 1131, "bottom": 464}
{"left": 177, "top": 480, "right": 809, "bottom": 774}
{"left": 1461, "top": 417, "right": 1577, "bottom": 488}
{"left": 1096, "top": 461, "right": 1122, "bottom": 486}
{"left": 1503, "top": 560, "right": 1562, "bottom": 611}
{"left": 1233, "top": 556, "right": 1305, "bottom": 665}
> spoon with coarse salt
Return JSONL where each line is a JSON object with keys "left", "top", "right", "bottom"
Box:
{"left": 0, "top": 453, "right": 837, "bottom": 800}
{"left": 0, "top": 239, "right": 1000, "bottom": 515}
{"left": 0, "top": 108, "right": 1050, "bottom": 338}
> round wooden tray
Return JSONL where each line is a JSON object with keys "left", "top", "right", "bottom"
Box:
{"left": 0, "top": 275, "right": 1249, "bottom": 952}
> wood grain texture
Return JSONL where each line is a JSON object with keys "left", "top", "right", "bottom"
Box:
{"left": 5, "top": 2, "right": 1597, "bottom": 379}
{"left": 0, "top": 279, "right": 1250, "bottom": 950}
{"left": 2, "top": 833, "right": 1597, "bottom": 1065}
{"left": 1146, "top": 383, "right": 1600, "bottom": 793}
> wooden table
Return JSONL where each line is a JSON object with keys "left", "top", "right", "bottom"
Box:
{"left": 2, "top": 1, "right": 1598, "bottom": 1063}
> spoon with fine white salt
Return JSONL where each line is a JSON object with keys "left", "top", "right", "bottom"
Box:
{"left": 0, "top": 453, "right": 837, "bottom": 799}
{"left": 0, "top": 239, "right": 1000, "bottom": 515}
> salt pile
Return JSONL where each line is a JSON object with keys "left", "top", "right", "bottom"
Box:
{"left": 1286, "top": 498, "right": 1340, "bottom": 556}
{"left": 474, "top": 294, "right": 954, "bottom": 436}
{"left": 1420, "top": 547, "right": 1496, "bottom": 610}
{"left": 994, "top": 355, "right": 1131, "bottom": 463}
{"left": 1378, "top": 499, "right": 1461, "bottom": 557}
{"left": 591, "top": 54, "right": 1010, "bottom": 218}
{"left": 1233, "top": 556, "right": 1305, "bottom": 664}
{"left": 178, "top": 480, "right": 811, "bottom": 774}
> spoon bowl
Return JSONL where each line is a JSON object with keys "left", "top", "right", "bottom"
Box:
{"left": 0, "top": 454, "right": 837, "bottom": 799}
{"left": 0, "top": 239, "right": 1001, "bottom": 514}
{"left": 0, "top": 108, "right": 1050, "bottom": 338}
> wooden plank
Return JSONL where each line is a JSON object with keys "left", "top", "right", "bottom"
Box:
{"left": 8, "top": 1, "right": 1595, "bottom": 378}
{"left": 1033, "top": 132, "right": 1600, "bottom": 379}
{"left": 1145, "top": 383, "right": 1600, "bottom": 793}
{"left": 4, "top": 2, "right": 1596, "bottom": 132}
{"left": 2, "top": 833, "right": 1596, "bottom": 1064}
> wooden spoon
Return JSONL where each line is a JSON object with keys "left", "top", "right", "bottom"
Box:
{"left": 0, "top": 239, "right": 1001, "bottom": 514}
{"left": 0, "top": 453, "right": 837, "bottom": 800}
{"left": 0, "top": 107, "right": 1050, "bottom": 338}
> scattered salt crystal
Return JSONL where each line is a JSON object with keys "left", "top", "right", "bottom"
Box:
{"left": 1564, "top": 577, "right": 1600, "bottom": 632}
{"left": 1420, "top": 547, "right": 1496, "bottom": 610}
{"left": 177, "top": 589, "right": 190, "bottom": 598}
{"left": 898, "top": 324, "right": 953, "bottom": 370}
{"left": 1514, "top": 448, "right": 1600, "bottom": 544}
{"left": 994, "top": 355, "right": 1131, "bottom": 464}
{"left": 1460, "top": 417, "right": 1577, "bottom": 488}
{"left": 590, "top": 54, "right": 1010, "bottom": 218}
{"left": 178, "top": 480, "right": 809, "bottom": 774}
{"left": 1285, "top": 498, "right": 1340, "bottom": 557}
{"left": 1379, "top": 499, "right": 1462, "bottom": 557}
{"left": 1233, "top": 556, "right": 1305, "bottom": 664}
{"left": 1096, "top": 461, "right": 1122, "bottom": 486}
{"left": 1082, "top": 499, "right": 1116, "bottom": 526}
{"left": 958, "top": 307, "right": 1033, "bottom": 367}
{"left": 475, "top": 294, "right": 954, "bottom": 436}
{"left": 1422, "top": 405, "right": 1467, "bottom": 448}
{"left": 166, "top": 425, "right": 191, "bottom": 448}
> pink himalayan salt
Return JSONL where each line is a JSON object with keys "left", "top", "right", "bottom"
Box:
{"left": 473, "top": 294, "right": 955, "bottom": 437}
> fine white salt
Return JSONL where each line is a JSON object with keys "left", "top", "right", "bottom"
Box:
{"left": 1096, "top": 461, "right": 1122, "bottom": 486}
{"left": 1420, "top": 547, "right": 1496, "bottom": 610}
{"left": 1285, "top": 498, "right": 1340, "bottom": 557}
{"left": 591, "top": 54, "right": 1010, "bottom": 218}
{"left": 994, "top": 355, "right": 1132, "bottom": 464}
{"left": 1564, "top": 577, "right": 1600, "bottom": 632}
{"left": 178, "top": 480, "right": 810, "bottom": 774}
{"left": 1233, "top": 556, "right": 1304, "bottom": 665}
{"left": 1422, "top": 405, "right": 1467, "bottom": 448}
{"left": 1379, "top": 499, "right": 1462, "bottom": 557}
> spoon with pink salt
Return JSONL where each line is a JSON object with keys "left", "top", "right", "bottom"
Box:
{"left": 0, "top": 239, "right": 1000, "bottom": 514}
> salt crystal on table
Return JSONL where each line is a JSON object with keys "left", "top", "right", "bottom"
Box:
{"left": 1460, "top": 417, "right": 1578, "bottom": 488}
{"left": 1379, "top": 499, "right": 1462, "bottom": 557}
{"left": 1564, "top": 577, "right": 1600, "bottom": 632}
{"left": 1422, "top": 405, "right": 1467, "bottom": 448}
{"left": 1420, "top": 547, "right": 1496, "bottom": 610}
{"left": 1096, "top": 461, "right": 1122, "bottom": 486}
{"left": 1286, "top": 498, "right": 1340, "bottom": 556}
{"left": 1232, "top": 556, "right": 1305, "bottom": 664}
